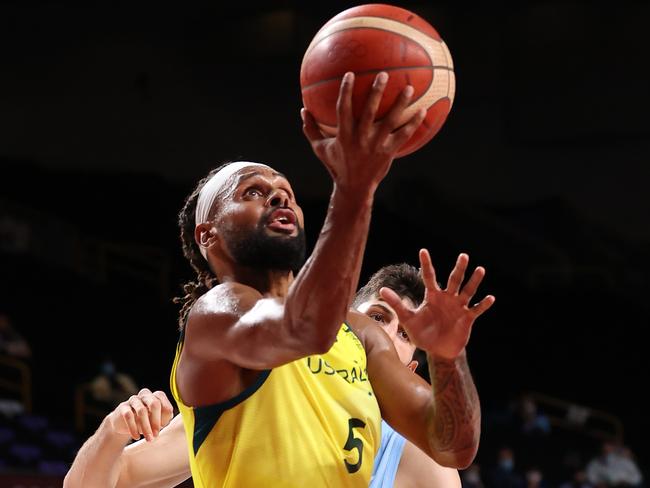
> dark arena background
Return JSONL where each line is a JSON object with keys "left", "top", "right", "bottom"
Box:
{"left": 1, "top": 1, "right": 649, "bottom": 487}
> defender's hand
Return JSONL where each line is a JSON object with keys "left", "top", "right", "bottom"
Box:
{"left": 380, "top": 249, "right": 495, "bottom": 359}
{"left": 108, "top": 388, "right": 174, "bottom": 442}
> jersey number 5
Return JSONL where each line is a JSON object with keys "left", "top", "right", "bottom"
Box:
{"left": 343, "top": 418, "right": 366, "bottom": 474}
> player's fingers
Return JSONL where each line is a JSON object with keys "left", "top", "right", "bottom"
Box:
{"left": 118, "top": 402, "right": 140, "bottom": 441}
{"left": 336, "top": 72, "right": 355, "bottom": 140}
{"left": 447, "top": 253, "right": 469, "bottom": 294}
{"left": 379, "top": 287, "right": 413, "bottom": 321}
{"left": 141, "top": 393, "right": 162, "bottom": 437}
{"left": 460, "top": 266, "right": 486, "bottom": 302}
{"left": 376, "top": 84, "right": 415, "bottom": 141}
{"left": 386, "top": 108, "right": 426, "bottom": 152}
{"left": 358, "top": 72, "right": 388, "bottom": 133}
{"left": 471, "top": 295, "right": 496, "bottom": 317}
{"left": 301, "top": 108, "right": 325, "bottom": 143}
{"left": 419, "top": 248, "right": 440, "bottom": 292}
{"left": 129, "top": 396, "right": 154, "bottom": 442}
{"left": 153, "top": 390, "right": 175, "bottom": 427}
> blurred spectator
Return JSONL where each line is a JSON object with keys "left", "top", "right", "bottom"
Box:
{"left": 89, "top": 358, "right": 138, "bottom": 408}
{"left": 563, "top": 449, "right": 589, "bottom": 477}
{"left": 0, "top": 313, "right": 31, "bottom": 359}
{"left": 525, "top": 467, "right": 549, "bottom": 488}
{"left": 560, "top": 470, "right": 595, "bottom": 488}
{"left": 462, "top": 463, "right": 485, "bottom": 488}
{"left": 585, "top": 441, "right": 643, "bottom": 487}
{"left": 517, "top": 394, "right": 551, "bottom": 437}
{"left": 489, "top": 447, "right": 526, "bottom": 488}
{"left": 511, "top": 394, "right": 552, "bottom": 469}
{"left": 566, "top": 404, "right": 591, "bottom": 429}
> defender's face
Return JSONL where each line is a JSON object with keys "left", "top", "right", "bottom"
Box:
{"left": 356, "top": 296, "right": 417, "bottom": 367}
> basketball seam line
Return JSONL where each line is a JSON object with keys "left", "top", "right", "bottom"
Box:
{"left": 302, "top": 66, "right": 453, "bottom": 92}
{"left": 312, "top": 15, "right": 441, "bottom": 44}
{"left": 305, "top": 26, "right": 435, "bottom": 65}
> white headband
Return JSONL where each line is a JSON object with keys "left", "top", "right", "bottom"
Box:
{"left": 195, "top": 161, "right": 271, "bottom": 259}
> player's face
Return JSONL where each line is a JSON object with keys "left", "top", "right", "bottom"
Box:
{"left": 356, "top": 296, "right": 417, "bottom": 368}
{"left": 215, "top": 166, "right": 306, "bottom": 271}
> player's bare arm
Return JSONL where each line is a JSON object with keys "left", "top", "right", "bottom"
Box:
{"left": 64, "top": 389, "right": 188, "bottom": 488}
{"left": 178, "top": 72, "right": 425, "bottom": 406}
{"left": 116, "top": 415, "right": 189, "bottom": 488}
{"left": 352, "top": 250, "right": 494, "bottom": 469}
{"left": 394, "top": 440, "right": 461, "bottom": 488}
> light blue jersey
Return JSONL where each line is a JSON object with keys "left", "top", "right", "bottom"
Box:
{"left": 370, "top": 420, "right": 407, "bottom": 488}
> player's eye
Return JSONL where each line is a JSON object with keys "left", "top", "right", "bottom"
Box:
{"left": 397, "top": 328, "right": 410, "bottom": 342}
{"left": 244, "top": 187, "right": 264, "bottom": 198}
{"left": 368, "top": 312, "right": 385, "bottom": 323}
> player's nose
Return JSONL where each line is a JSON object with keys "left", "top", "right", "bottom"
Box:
{"left": 386, "top": 321, "right": 398, "bottom": 338}
{"left": 268, "top": 190, "right": 289, "bottom": 208}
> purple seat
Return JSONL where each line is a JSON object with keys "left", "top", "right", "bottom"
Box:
{"left": 17, "top": 414, "right": 49, "bottom": 432}
{"left": 39, "top": 459, "right": 71, "bottom": 475}
{"left": 0, "top": 426, "right": 16, "bottom": 444}
{"left": 9, "top": 443, "right": 42, "bottom": 464}
{"left": 45, "top": 429, "right": 76, "bottom": 449}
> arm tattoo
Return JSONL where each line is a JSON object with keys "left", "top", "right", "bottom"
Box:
{"left": 428, "top": 351, "right": 481, "bottom": 453}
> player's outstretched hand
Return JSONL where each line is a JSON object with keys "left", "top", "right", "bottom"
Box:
{"left": 107, "top": 388, "right": 174, "bottom": 442}
{"left": 301, "top": 71, "right": 426, "bottom": 195}
{"left": 379, "top": 249, "right": 495, "bottom": 359}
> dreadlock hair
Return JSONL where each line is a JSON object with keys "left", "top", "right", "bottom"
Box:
{"left": 352, "top": 263, "right": 425, "bottom": 309}
{"left": 174, "top": 162, "right": 232, "bottom": 329}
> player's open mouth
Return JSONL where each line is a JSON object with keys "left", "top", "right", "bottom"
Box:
{"left": 266, "top": 208, "right": 297, "bottom": 234}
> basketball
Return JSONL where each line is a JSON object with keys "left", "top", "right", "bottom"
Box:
{"left": 300, "top": 4, "right": 455, "bottom": 157}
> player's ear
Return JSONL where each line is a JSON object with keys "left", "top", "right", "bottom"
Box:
{"left": 407, "top": 360, "right": 418, "bottom": 373}
{"left": 195, "top": 223, "right": 219, "bottom": 252}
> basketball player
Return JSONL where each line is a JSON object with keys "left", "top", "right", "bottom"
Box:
{"left": 64, "top": 260, "right": 480, "bottom": 488}
{"left": 66, "top": 72, "right": 494, "bottom": 486}
{"left": 355, "top": 264, "right": 461, "bottom": 488}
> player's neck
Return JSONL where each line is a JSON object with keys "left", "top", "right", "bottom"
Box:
{"left": 227, "top": 266, "right": 294, "bottom": 297}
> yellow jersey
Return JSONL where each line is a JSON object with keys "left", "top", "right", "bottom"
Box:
{"left": 170, "top": 323, "right": 381, "bottom": 487}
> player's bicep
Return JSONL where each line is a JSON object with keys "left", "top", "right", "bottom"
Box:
{"left": 186, "top": 284, "right": 309, "bottom": 369}
{"left": 117, "top": 415, "right": 190, "bottom": 488}
{"left": 220, "top": 298, "right": 308, "bottom": 368}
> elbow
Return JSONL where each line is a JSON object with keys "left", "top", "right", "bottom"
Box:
{"left": 429, "top": 426, "right": 479, "bottom": 469}
{"left": 453, "top": 447, "right": 478, "bottom": 470}
{"left": 301, "top": 324, "right": 338, "bottom": 355}
{"left": 429, "top": 410, "right": 480, "bottom": 469}
{"left": 292, "top": 319, "right": 338, "bottom": 356}
{"left": 434, "top": 444, "right": 478, "bottom": 470}
{"left": 310, "top": 331, "right": 338, "bottom": 355}
{"left": 286, "top": 309, "right": 339, "bottom": 356}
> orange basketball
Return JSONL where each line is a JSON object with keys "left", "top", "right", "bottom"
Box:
{"left": 300, "top": 4, "right": 455, "bottom": 157}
